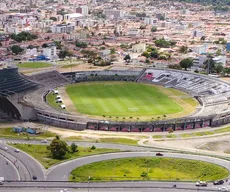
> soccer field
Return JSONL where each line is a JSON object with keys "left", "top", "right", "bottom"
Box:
{"left": 65, "top": 82, "right": 197, "bottom": 120}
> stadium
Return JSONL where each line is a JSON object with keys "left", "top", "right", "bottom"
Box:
{"left": 1, "top": 67, "right": 230, "bottom": 132}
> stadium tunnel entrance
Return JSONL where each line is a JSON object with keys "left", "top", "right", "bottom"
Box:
{"left": 0, "top": 96, "right": 21, "bottom": 120}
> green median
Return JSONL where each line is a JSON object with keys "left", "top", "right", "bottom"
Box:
{"left": 10, "top": 143, "right": 120, "bottom": 169}
{"left": 69, "top": 157, "right": 229, "bottom": 182}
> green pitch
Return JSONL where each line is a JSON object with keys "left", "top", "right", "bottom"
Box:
{"left": 65, "top": 82, "right": 196, "bottom": 120}
{"left": 17, "top": 62, "right": 52, "bottom": 68}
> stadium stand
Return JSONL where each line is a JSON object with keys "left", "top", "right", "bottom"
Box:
{"left": 0, "top": 68, "right": 38, "bottom": 96}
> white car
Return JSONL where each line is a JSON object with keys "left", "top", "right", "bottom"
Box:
{"left": 195, "top": 181, "right": 208, "bottom": 187}
{"left": 218, "top": 187, "right": 230, "bottom": 191}
{"left": 41, "top": 140, "right": 48, "bottom": 143}
{"left": 14, "top": 149, "right": 20, "bottom": 153}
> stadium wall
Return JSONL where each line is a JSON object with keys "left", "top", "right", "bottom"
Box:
{"left": 6, "top": 94, "right": 37, "bottom": 121}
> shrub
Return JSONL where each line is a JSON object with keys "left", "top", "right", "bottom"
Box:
{"left": 91, "top": 145, "right": 96, "bottom": 150}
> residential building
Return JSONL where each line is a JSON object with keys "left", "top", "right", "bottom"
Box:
{"left": 51, "top": 23, "right": 75, "bottom": 33}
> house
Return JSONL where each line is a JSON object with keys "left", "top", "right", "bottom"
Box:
{"left": 132, "top": 43, "right": 146, "bottom": 53}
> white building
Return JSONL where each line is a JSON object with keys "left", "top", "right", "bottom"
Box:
{"left": 213, "top": 55, "right": 227, "bottom": 66}
{"left": 193, "top": 55, "right": 207, "bottom": 67}
{"left": 103, "top": 9, "right": 125, "bottom": 19}
{"left": 193, "top": 29, "right": 204, "bottom": 38}
{"left": 43, "top": 46, "right": 57, "bottom": 59}
{"left": 132, "top": 43, "right": 146, "bottom": 53}
{"left": 51, "top": 23, "right": 75, "bottom": 33}
{"left": 144, "top": 17, "right": 157, "bottom": 25}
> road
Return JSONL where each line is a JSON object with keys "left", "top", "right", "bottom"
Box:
{"left": 0, "top": 139, "right": 162, "bottom": 152}
{"left": 0, "top": 153, "right": 18, "bottom": 181}
{"left": 0, "top": 181, "right": 229, "bottom": 191}
{"left": 46, "top": 152, "right": 230, "bottom": 181}
{"left": 0, "top": 187, "right": 223, "bottom": 192}
{"left": 0, "top": 143, "right": 45, "bottom": 181}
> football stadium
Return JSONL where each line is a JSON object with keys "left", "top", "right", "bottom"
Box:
{"left": 0, "top": 67, "right": 230, "bottom": 132}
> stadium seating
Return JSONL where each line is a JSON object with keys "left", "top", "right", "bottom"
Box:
{"left": 0, "top": 68, "right": 38, "bottom": 96}
{"left": 137, "top": 68, "right": 230, "bottom": 117}
{"left": 27, "top": 70, "right": 70, "bottom": 87}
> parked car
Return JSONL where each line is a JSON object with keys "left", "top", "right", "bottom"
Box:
{"left": 41, "top": 140, "right": 48, "bottom": 143}
{"left": 156, "top": 152, "right": 163, "bottom": 156}
{"left": 214, "top": 180, "right": 224, "bottom": 185}
{"left": 195, "top": 181, "right": 208, "bottom": 187}
{"left": 14, "top": 149, "right": 20, "bottom": 153}
{"left": 218, "top": 187, "right": 230, "bottom": 191}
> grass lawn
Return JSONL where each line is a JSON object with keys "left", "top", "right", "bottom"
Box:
{"left": 65, "top": 82, "right": 197, "bottom": 120}
{"left": 69, "top": 157, "right": 229, "bottom": 182}
{"left": 61, "top": 64, "right": 79, "bottom": 68}
{"left": 17, "top": 62, "right": 52, "bottom": 68}
{"left": 11, "top": 144, "right": 120, "bottom": 168}
{"left": 65, "top": 137, "right": 138, "bottom": 146}
{"left": 0, "top": 128, "right": 56, "bottom": 139}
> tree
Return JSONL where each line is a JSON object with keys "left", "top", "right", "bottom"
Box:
{"left": 71, "top": 143, "right": 78, "bottom": 153}
{"left": 58, "top": 50, "right": 73, "bottom": 59}
{"left": 47, "top": 135, "right": 69, "bottom": 159}
{"left": 110, "top": 48, "right": 116, "bottom": 54}
{"left": 54, "top": 41, "right": 62, "bottom": 49}
{"left": 200, "top": 36, "right": 206, "bottom": 41}
{"left": 75, "top": 41, "right": 87, "bottom": 48}
{"left": 151, "top": 26, "right": 157, "bottom": 32}
{"left": 179, "top": 46, "right": 188, "bottom": 54}
{"left": 179, "top": 58, "right": 193, "bottom": 70}
{"left": 10, "top": 31, "right": 37, "bottom": 42}
{"left": 214, "top": 63, "right": 224, "bottom": 74}
{"left": 50, "top": 17, "right": 57, "bottom": 21}
{"left": 141, "top": 51, "right": 150, "bottom": 58}
{"left": 124, "top": 55, "right": 131, "bottom": 63}
{"left": 11, "top": 45, "right": 24, "bottom": 55}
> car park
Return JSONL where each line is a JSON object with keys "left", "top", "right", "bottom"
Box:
{"left": 195, "top": 181, "right": 208, "bottom": 187}
{"left": 214, "top": 180, "right": 224, "bottom": 185}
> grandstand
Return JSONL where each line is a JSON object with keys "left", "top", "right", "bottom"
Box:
{"left": 1, "top": 67, "right": 230, "bottom": 132}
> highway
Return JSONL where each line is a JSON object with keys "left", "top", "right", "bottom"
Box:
{"left": 0, "top": 181, "right": 229, "bottom": 191}
{"left": 0, "top": 143, "right": 45, "bottom": 181}
{"left": 0, "top": 153, "right": 18, "bottom": 181}
{"left": 0, "top": 188, "right": 224, "bottom": 192}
